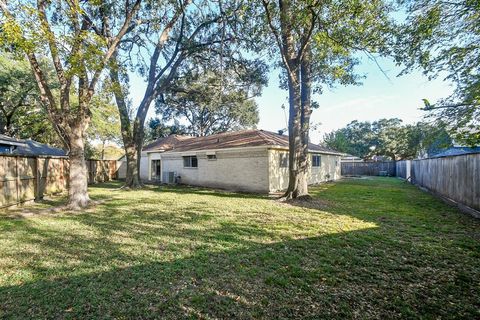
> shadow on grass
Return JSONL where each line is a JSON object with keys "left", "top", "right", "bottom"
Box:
{"left": 2, "top": 226, "right": 479, "bottom": 320}
{"left": 1, "top": 178, "right": 479, "bottom": 319}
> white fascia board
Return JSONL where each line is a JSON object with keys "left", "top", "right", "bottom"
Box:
{"left": 145, "top": 149, "right": 166, "bottom": 154}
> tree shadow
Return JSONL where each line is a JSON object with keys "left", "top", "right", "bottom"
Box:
{"left": 1, "top": 226, "right": 479, "bottom": 319}
{"left": 1, "top": 178, "right": 479, "bottom": 319}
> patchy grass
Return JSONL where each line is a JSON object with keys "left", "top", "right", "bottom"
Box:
{"left": 0, "top": 178, "right": 479, "bottom": 319}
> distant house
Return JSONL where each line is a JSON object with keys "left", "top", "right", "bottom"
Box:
{"left": 127, "top": 130, "right": 343, "bottom": 193}
{"left": 0, "top": 134, "right": 24, "bottom": 154}
{"left": 341, "top": 155, "right": 363, "bottom": 162}
{"left": 430, "top": 146, "right": 480, "bottom": 158}
{"left": 0, "top": 134, "right": 66, "bottom": 157}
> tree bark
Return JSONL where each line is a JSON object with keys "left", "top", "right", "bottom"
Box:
{"left": 275, "top": 0, "right": 311, "bottom": 200}
{"left": 67, "top": 124, "right": 90, "bottom": 209}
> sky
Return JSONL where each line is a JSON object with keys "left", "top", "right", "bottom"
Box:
{"left": 129, "top": 53, "right": 453, "bottom": 144}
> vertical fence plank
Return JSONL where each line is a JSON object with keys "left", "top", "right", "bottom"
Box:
{"left": 0, "top": 155, "right": 120, "bottom": 208}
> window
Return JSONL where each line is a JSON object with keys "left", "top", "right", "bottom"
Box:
{"left": 312, "top": 154, "right": 321, "bottom": 167}
{"left": 207, "top": 154, "right": 217, "bottom": 160}
{"left": 183, "top": 156, "right": 198, "bottom": 168}
{"left": 279, "top": 153, "right": 288, "bottom": 167}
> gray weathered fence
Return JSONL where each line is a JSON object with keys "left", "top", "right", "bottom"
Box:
{"left": 0, "top": 155, "right": 118, "bottom": 208}
{"left": 397, "top": 154, "right": 480, "bottom": 212}
{"left": 396, "top": 160, "right": 409, "bottom": 179}
{"left": 341, "top": 161, "right": 396, "bottom": 176}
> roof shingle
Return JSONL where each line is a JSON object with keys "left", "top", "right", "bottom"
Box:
{"left": 149, "top": 130, "right": 342, "bottom": 155}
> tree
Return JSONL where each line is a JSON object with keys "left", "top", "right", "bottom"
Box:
{"left": 398, "top": 0, "right": 480, "bottom": 146}
{"left": 145, "top": 118, "right": 187, "bottom": 143}
{"left": 322, "top": 119, "right": 452, "bottom": 160}
{"left": 257, "top": 0, "right": 394, "bottom": 199}
{"left": 109, "top": 0, "right": 249, "bottom": 188}
{"left": 0, "top": 53, "right": 65, "bottom": 146}
{"left": 0, "top": 0, "right": 142, "bottom": 209}
{"left": 87, "top": 94, "right": 121, "bottom": 160}
{"left": 0, "top": 53, "right": 36, "bottom": 135}
{"left": 156, "top": 56, "right": 266, "bottom": 136}
{"left": 323, "top": 120, "right": 376, "bottom": 159}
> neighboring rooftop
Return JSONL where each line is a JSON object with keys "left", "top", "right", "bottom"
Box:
{"left": 430, "top": 146, "right": 480, "bottom": 158}
{"left": 0, "top": 134, "right": 25, "bottom": 146}
{"left": 151, "top": 130, "right": 343, "bottom": 155}
{"left": 143, "top": 135, "right": 194, "bottom": 152}
{"left": 0, "top": 134, "right": 67, "bottom": 157}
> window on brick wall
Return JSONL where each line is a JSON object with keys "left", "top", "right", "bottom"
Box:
{"left": 279, "top": 153, "right": 288, "bottom": 167}
{"left": 183, "top": 156, "right": 198, "bottom": 168}
{"left": 312, "top": 154, "right": 321, "bottom": 167}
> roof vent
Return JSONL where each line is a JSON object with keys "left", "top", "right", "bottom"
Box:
{"left": 278, "top": 129, "right": 284, "bottom": 135}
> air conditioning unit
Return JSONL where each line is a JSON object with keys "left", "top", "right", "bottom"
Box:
{"left": 162, "top": 171, "right": 176, "bottom": 184}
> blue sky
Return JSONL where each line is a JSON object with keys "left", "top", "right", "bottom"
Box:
{"left": 129, "top": 54, "right": 453, "bottom": 143}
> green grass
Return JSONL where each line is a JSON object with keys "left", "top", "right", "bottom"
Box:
{"left": 0, "top": 177, "right": 479, "bottom": 319}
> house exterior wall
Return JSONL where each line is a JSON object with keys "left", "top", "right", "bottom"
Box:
{"left": 160, "top": 148, "right": 270, "bottom": 192}
{"left": 268, "top": 149, "right": 341, "bottom": 192}
{"left": 139, "top": 151, "right": 149, "bottom": 180}
{"left": 117, "top": 160, "right": 126, "bottom": 179}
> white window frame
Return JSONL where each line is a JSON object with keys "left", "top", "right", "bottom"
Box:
{"left": 183, "top": 155, "right": 198, "bottom": 168}
{"left": 312, "top": 154, "right": 321, "bottom": 167}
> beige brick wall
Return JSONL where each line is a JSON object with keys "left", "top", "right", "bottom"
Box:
{"left": 268, "top": 149, "right": 341, "bottom": 192}
{"left": 160, "top": 148, "right": 270, "bottom": 192}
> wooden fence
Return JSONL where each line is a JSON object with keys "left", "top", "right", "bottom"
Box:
{"left": 397, "top": 154, "right": 480, "bottom": 212}
{"left": 0, "top": 155, "right": 118, "bottom": 208}
{"left": 341, "top": 161, "right": 396, "bottom": 176}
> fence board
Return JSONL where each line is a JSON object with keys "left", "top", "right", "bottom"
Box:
{"left": 409, "top": 153, "right": 480, "bottom": 212}
{"left": 0, "top": 155, "right": 119, "bottom": 208}
{"left": 341, "top": 161, "right": 396, "bottom": 176}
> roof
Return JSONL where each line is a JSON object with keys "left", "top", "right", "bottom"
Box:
{"left": 0, "top": 134, "right": 67, "bottom": 157}
{"left": 430, "top": 146, "right": 480, "bottom": 158}
{"left": 143, "top": 135, "right": 193, "bottom": 152}
{"left": 156, "top": 130, "right": 343, "bottom": 155}
{"left": 0, "top": 134, "right": 25, "bottom": 147}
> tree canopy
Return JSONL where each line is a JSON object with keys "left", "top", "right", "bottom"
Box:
{"left": 155, "top": 55, "right": 266, "bottom": 137}
{"left": 322, "top": 119, "right": 452, "bottom": 160}
{"left": 247, "top": 0, "right": 396, "bottom": 198}
{"left": 0, "top": 53, "right": 64, "bottom": 146}
{"left": 398, "top": 0, "right": 480, "bottom": 146}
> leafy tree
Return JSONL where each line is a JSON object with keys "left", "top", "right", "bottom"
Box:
{"left": 323, "top": 119, "right": 452, "bottom": 160}
{"left": 0, "top": 0, "right": 142, "bottom": 209}
{"left": 109, "top": 0, "right": 252, "bottom": 188}
{"left": 398, "top": 0, "right": 480, "bottom": 146}
{"left": 87, "top": 94, "right": 121, "bottom": 160}
{"left": 0, "top": 53, "right": 64, "bottom": 146}
{"left": 323, "top": 120, "right": 375, "bottom": 159}
{"left": 256, "top": 0, "right": 395, "bottom": 199}
{"left": 145, "top": 118, "right": 187, "bottom": 143}
{"left": 156, "top": 56, "right": 266, "bottom": 137}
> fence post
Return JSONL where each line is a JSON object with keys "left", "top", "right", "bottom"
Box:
{"left": 34, "top": 157, "right": 40, "bottom": 201}
{"left": 15, "top": 156, "right": 19, "bottom": 205}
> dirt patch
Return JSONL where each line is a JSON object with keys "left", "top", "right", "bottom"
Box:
{"left": 2, "top": 198, "right": 111, "bottom": 219}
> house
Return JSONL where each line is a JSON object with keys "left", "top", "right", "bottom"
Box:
{"left": 0, "top": 134, "right": 67, "bottom": 157}
{"left": 136, "top": 130, "right": 343, "bottom": 193}
{"left": 0, "top": 134, "right": 24, "bottom": 154}
{"left": 430, "top": 146, "right": 480, "bottom": 158}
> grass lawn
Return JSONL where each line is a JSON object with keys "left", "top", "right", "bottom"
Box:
{"left": 0, "top": 177, "right": 479, "bottom": 319}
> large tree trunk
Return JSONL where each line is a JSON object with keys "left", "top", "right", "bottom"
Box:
{"left": 123, "top": 139, "right": 142, "bottom": 188}
{"left": 109, "top": 55, "right": 143, "bottom": 189}
{"left": 121, "top": 101, "right": 150, "bottom": 188}
{"left": 283, "top": 45, "right": 313, "bottom": 200}
{"left": 283, "top": 61, "right": 309, "bottom": 199}
{"left": 67, "top": 124, "right": 90, "bottom": 209}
